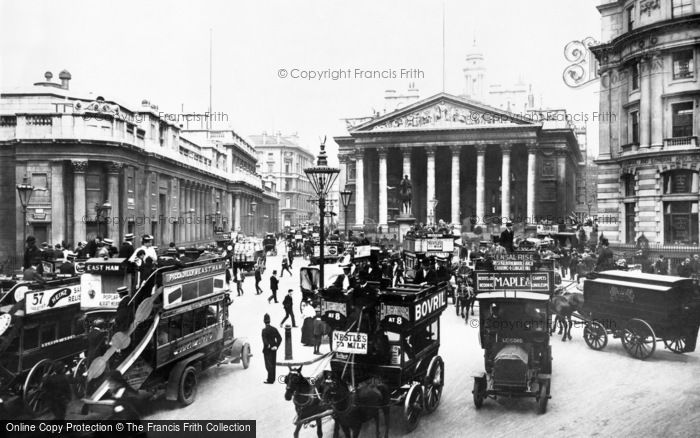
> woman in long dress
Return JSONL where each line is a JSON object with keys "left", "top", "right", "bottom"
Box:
{"left": 300, "top": 301, "right": 316, "bottom": 346}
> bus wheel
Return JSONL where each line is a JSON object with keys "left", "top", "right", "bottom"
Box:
{"left": 178, "top": 366, "right": 198, "bottom": 406}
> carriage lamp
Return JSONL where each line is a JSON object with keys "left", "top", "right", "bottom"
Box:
{"left": 95, "top": 200, "right": 112, "bottom": 238}
{"left": 304, "top": 138, "right": 340, "bottom": 290}
{"left": 16, "top": 175, "right": 35, "bottom": 250}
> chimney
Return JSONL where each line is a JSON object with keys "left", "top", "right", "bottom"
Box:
{"left": 276, "top": 131, "right": 281, "bottom": 144}
{"left": 58, "top": 70, "right": 71, "bottom": 90}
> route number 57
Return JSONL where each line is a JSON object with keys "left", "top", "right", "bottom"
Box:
{"left": 32, "top": 292, "right": 44, "bottom": 306}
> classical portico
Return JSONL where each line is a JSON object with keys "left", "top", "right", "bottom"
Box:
{"left": 335, "top": 93, "right": 582, "bottom": 232}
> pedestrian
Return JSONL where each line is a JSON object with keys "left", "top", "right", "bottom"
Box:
{"left": 288, "top": 248, "right": 294, "bottom": 268}
{"left": 235, "top": 267, "right": 245, "bottom": 296}
{"left": 268, "top": 270, "right": 279, "bottom": 303}
{"left": 499, "top": 222, "right": 515, "bottom": 253}
{"left": 312, "top": 309, "right": 326, "bottom": 355}
{"left": 691, "top": 254, "right": 700, "bottom": 275}
{"left": 261, "top": 313, "right": 282, "bottom": 384}
{"left": 281, "top": 255, "right": 292, "bottom": 277}
{"left": 255, "top": 265, "right": 263, "bottom": 294}
{"left": 301, "top": 301, "right": 316, "bottom": 346}
{"left": 23, "top": 236, "right": 42, "bottom": 271}
{"left": 280, "top": 289, "right": 297, "bottom": 327}
{"left": 677, "top": 258, "right": 693, "bottom": 278}
{"left": 23, "top": 262, "right": 45, "bottom": 284}
{"left": 118, "top": 233, "right": 135, "bottom": 259}
{"left": 59, "top": 252, "right": 76, "bottom": 275}
{"left": 655, "top": 255, "right": 668, "bottom": 275}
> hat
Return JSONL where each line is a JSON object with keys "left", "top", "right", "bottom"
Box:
{"left": 103, "top": 238, "right": 114, "bottom": 245}
{"left": 166, "top": 248, "right": 178, "bottom": 254}
{"left": 177, "top": 247, "right": 186, "bottom": 252}
{"left": 26, "top": 235, "right": 36, "bottom": 243}
{"left": 263, "top": 313, "right": 271, "bottom": 324}
{"left": 41, "top": 242, "right": 49, "bottom": 247}
{"left": 124, "top": 233, "right": 134, "bottom": 241}
{"left": 66, "top": 252, "right": 76, "bottom": 260}
{"left": 117, "top": 286, "right": 129, "bottom": 296}
{"left": 142, "top": 235, "right": 153, "bottom": 242}
{"left": 506, "top": 222, "right": 513, "bottom": 227}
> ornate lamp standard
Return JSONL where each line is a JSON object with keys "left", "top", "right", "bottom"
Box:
{"left": 340, "top": 188, "right": 353, "bottom": 239}
{"left": 95, "top": 200, "right": 112, "bottom": 238}
{"left": 304, "top": 139, "right": 339, "bottom": 290}
{"left": 16, "top": 175, "right": 35, "bottom": 251}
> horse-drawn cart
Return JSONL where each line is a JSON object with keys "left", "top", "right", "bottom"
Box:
{"left": 581, "top": 270, "right": 700, "bottom": 360}
{"left": 472, "top": 266, "right": 555, "bottom": 414}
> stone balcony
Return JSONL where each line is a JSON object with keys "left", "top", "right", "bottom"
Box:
{"left": 0, "top": 112, "right": 263, "bottom": 187}
{"left": 663, "top": 136, "right": 697, "bottom": 150}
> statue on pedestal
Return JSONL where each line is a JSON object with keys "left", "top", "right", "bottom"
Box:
{"left": 398, "top": 175, "right": 412, "bottom": 216}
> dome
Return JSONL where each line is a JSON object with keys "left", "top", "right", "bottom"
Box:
{"left": 58, "top": 69, "right": 71, "bottom": 80}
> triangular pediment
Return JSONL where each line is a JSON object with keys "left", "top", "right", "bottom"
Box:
{"left": 349, "top": 93, "right": 537, "bottom": 132}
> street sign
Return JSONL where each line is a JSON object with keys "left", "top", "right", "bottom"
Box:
{"left": 332, "top": 331, "right": 368, "bottom": 354}
{"left": 475, "top": 271, "right": 552, "bottom": 293}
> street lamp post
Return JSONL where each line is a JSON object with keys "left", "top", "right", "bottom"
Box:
{"left": 340, "top": 188, "right": 353, "bottom": 239}
{"left": 95, "top": 200, "right": 112, "bottom": 238}
{"left": 250, "top": 201, "right": 258, "bottom": 236}
{"left": 304, "top": 139, "right": 340, "bottom": 290}
{"left": 16, "top": 175, "right": 35, "bottom": 255}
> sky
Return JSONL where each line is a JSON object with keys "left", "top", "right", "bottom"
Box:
{"left": 0, "top": 0, "right": 603, "bottom": 160}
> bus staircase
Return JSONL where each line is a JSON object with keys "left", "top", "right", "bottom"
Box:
{"left": 84, "top": 268, "right": 165, "bottom": 402}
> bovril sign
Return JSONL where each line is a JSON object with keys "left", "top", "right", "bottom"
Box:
{"left": 414, "top": 289, "right": 447, "bottom": 322}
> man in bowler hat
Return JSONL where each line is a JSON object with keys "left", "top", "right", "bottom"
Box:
{"left": 261, "top": 313, "right": 282, "bottom": 384}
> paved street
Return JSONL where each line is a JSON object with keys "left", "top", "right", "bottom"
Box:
{"left": 146, "top": 243, "right": 700, "bottom": 438}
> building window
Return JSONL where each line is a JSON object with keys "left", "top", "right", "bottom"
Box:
{"left": 285, "top": 197, "right": 291, "bottom": 209}
{"left": 672, "top": 50, "right": 694, "bottom": 80}
{"left": 672, "top": 0, "right": 693, "bottom": 18}
{"left": 626, "top": 6, "right": 634, "bottom": 31}
{"left": 663, "top": 169, "right": 696, "bottom": 194}
{"left": 267, "top": 163, "right": 273, "bottom": 173}
{"left": 630, "top": 63, "right": 639, "bottom": 90}
{"left": 284, "top": 162, "right": 291, "bottom": 174}
{"left": 630, "top": 111, "right": 639, "bottom": 144}
{"left": 625, "top": 203, "right": 636, "bottom": 244}
{"left": 671, "top": 102, "right": 694, "bottom": 138}
{"left": 622, "top": 174, "right": 635, "bottom": 197}
{"left": 664, "top": 201, "right": 698, "bottom": 244}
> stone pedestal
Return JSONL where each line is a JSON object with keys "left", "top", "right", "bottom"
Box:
{"left": 396, "top": 216, "right": 416, "bottom": 244}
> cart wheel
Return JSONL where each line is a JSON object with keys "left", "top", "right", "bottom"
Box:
{"left": 472, "top": 376, "right": 486, "bottom": 409}
{"left": 72, "top": 357, "right": 88, "bottom": 398}
{"left": 402, "top": 383, "right": 424, "bottom": 432}
{"left": 178, "top": 366, "right": 198, "bottom": 406}
{"left": 663, "top": 336, "right": 687, "bottom": 354}
{"left": 23, "top": 359, "right": 58, "bottom": 415}
{"left": 621, "top": 318, "right": 656, "bottom": 360}
{"left": 424, "top": 356, "right": 444, "bottom": 414}
{"left": 583, "top": 321, "right": 608, "bottom": 351}
{"left": 537, "top": 379, "right": 550, "bottom": 415}
{"left": 241, "top": 343, "right": 251, "bottom": 369}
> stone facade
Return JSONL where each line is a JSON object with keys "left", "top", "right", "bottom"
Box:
{"left": 0, "top": 75, "right": 278, "bottom": 262}
{"left": 591, "top": 1, "right": 700, "bottom": 245}
{"left": 335, "top": 93, "right": 582, "bottom": 233}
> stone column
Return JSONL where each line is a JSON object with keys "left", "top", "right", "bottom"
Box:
{"left": 107, "top": 163, "right": 122, "bottom": 240}
{"left": 235, "top": 194, "right": 241, "bottom": 232}
{"left": 450, "top": 145, "right": 461, "bottom": 225}
{"left": 650, "top": 54, "right": 664, "bottom": 148}
{"left": 527, "top": 142, "right": 537, "bottom": 223}
{"left": 186, "top": 183, "right": 193, "bottom": 243}
{"left": 475, "top": 143, "right": 486, "bottom": 224}
{"left": 639, "top": 57, "right": 651, "bottom": 148}
{"left": 378, "top": 147, "right": 388, "bottom": 228}
{"left": 500, "top": 143, "right": 512, "bottom": 223}
{"left": 50, "top": 161, "right": 65, "bottom": 246}
{"left": 354, "top": 149, "right": 365, "bottom": 227}
{"left": 72, "top": 160, "right": 88, "bottom": 243}
{"left": 179, "top": 181, "right": 186, "bottom": 243}
{"left": 426, "top": 146, "right": 436, "bottom": 223}
{"left": 227, "top": 192, "right": 234, "bottom": 232}
{"left": 402, "top": 149, "right": 411, "bottom": 180}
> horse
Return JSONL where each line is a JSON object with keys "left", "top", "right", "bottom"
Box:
{"left": 454, "top": 278, "right": 475, "bottom": 320}
{"left": 549, "top": 286, "right": 584, "bottom": 342}
{"left": 284, "top": 366, "right": 330, "bottom": 438}
{"left": 321, "top": 377, "right": 390, "bottom": 438}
